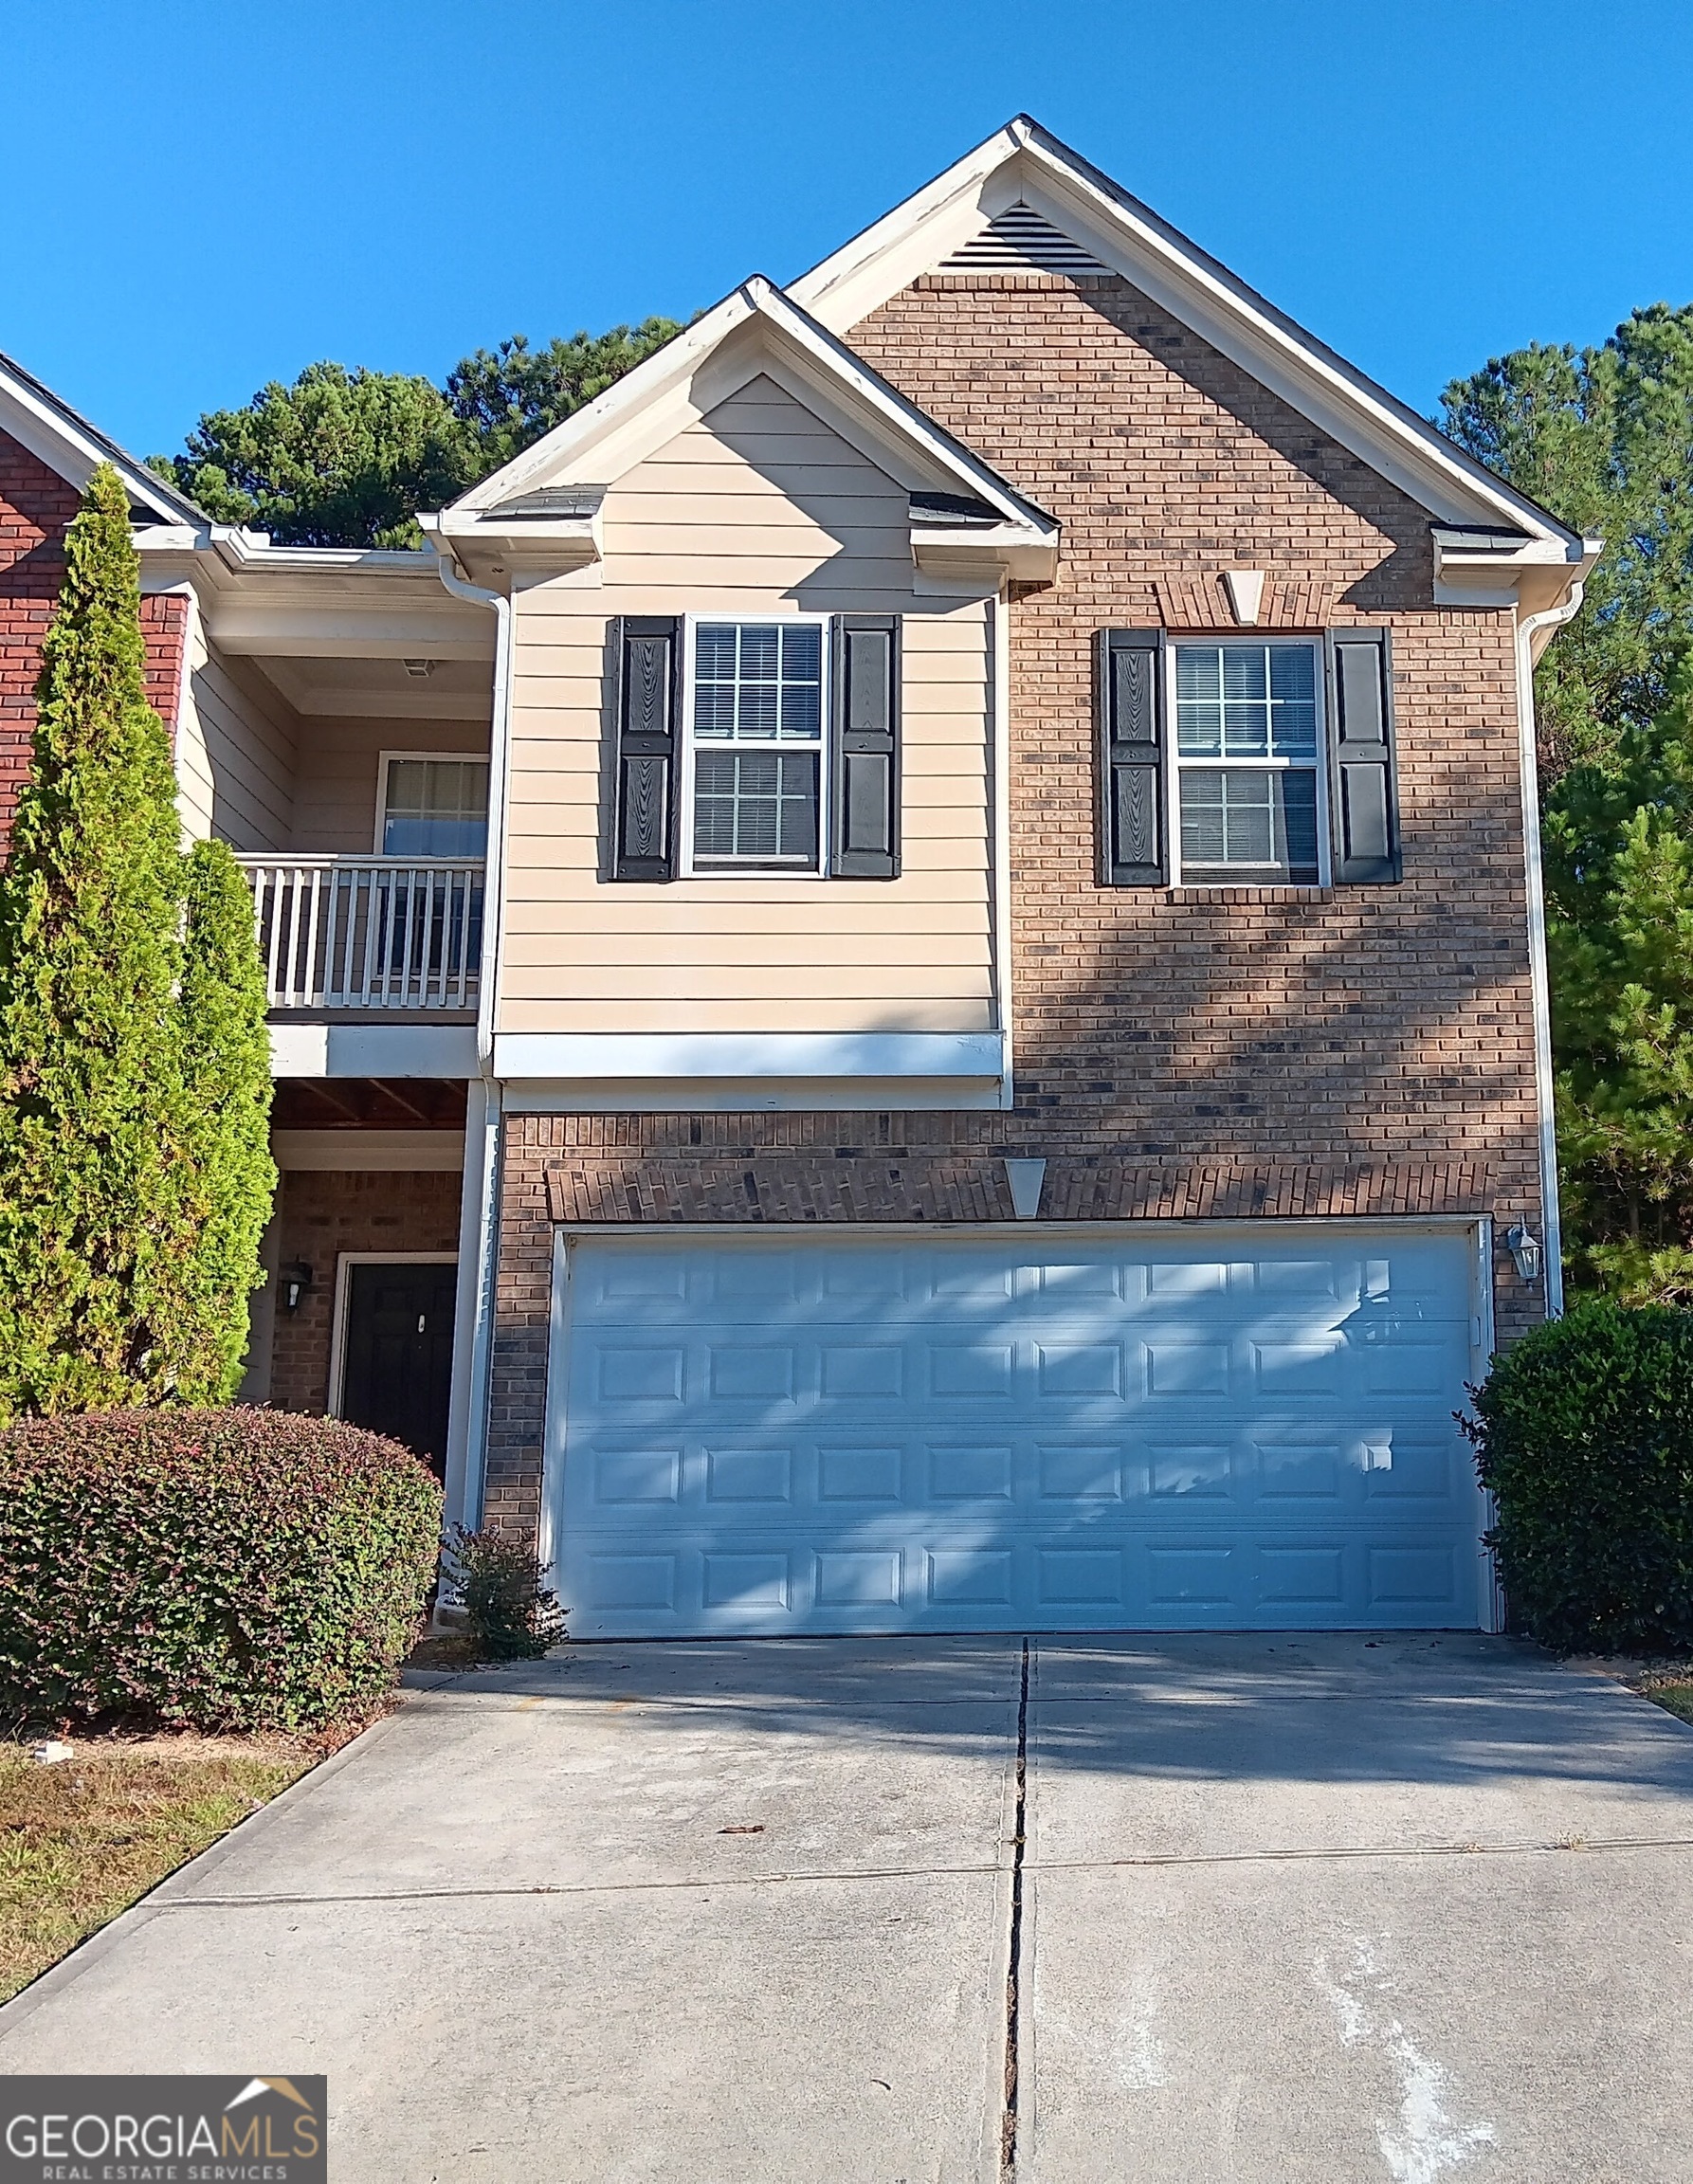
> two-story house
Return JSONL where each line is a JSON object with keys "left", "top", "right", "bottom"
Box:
{"left": 0, "top": 118, "right": 1595, "bottom": 1638}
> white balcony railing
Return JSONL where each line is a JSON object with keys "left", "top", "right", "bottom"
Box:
{"left": 241, "top": 856, "right": 484, "bottom": 1011}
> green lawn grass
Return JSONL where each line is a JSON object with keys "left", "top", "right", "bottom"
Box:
{"left": 1642, "top": 1680, "right": 1693, "bottom": 1727}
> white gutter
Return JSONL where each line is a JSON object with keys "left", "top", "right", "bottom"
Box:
{"left": 427, "top": 530, "right": 514, "bottom": 1532}
{"left": 1515, "top": 585, "right": 1586, "bottom": 1318}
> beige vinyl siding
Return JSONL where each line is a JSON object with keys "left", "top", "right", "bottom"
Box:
{"left": 175, "top": 628, "right": 298, "bottom": 851}
{"left": 499, "top": 374, "right": 994, "bottom": 1036}
{"left": 289, "top": 714, "right": 492, "bottom": 855}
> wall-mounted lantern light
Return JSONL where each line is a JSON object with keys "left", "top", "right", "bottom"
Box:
{"left": 280, "top": 1261, "right": 314, "bottom": 1313}
{"left": 1504, "top": 1225, "right": 1543, "bottom": 1284}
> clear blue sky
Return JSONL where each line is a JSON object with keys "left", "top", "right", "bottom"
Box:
{"left": 8, "top": 1, "right": 1691, "bottom": 462}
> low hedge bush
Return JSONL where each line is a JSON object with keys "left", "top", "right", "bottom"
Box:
{"left": 1465, "top": 1301, "right": 1693, "bottom": 1652}
{"left": 0, "top": 1408, "right": 443, "bottom": 1730}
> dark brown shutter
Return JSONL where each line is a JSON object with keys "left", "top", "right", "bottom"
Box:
{"left": 610, "top": 616, "right": 680, "bottom": 882}
{"left": 1326, "top": 628, "right": 1400, "bottom": 883}
{"left": 1098, "top": 628, "right": 1166, "bottom": 885}
{"left": 829, "top": 615, "right": 899, "bottom": 879}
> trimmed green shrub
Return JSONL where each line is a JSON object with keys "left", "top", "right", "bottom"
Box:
{"left": 1464, "top": 1300, "right": 1693, "bottom": 1651}
{"left": 0, "top": 1409, "right": 443, "bottom": 1730}
{"left": 445, "top": 1525, "right": 566, "bottom": 1661}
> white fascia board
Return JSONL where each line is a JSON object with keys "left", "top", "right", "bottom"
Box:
{"left": 210, "top": 605, "right": 493, "bottom": 660}
{"left": 502, "top": 1075, "right": 1005, "bottom": 1114}
{"left": 135, "top": 530, "right": 496, "bottom": 658}
{"left": 913, "top": 525, "right": 1057, "bottom": 582}
{"left": 210, "top": 532, "right": 437, "bottom": 575}
{"left": 135, "top": 526, "right": 432, "bottom": 576}
{"left": 749, "top": 283, "right": 1053, "bottom": 539}
{"left": 492, "top": 1030, "right": 1007, "bottom": 1083}
{"left": 450, "top": 290, "right": 761, "bottom": 513}
{"left": 441, "top": 278, "right": 1052, "bottom": 556}
{"left": 436, "top": 514, "right": 598, "bottom": 551}
{"left": 789, "top": 124, "right": 1025, "bottom": 328}
{"left": 0, "top": 353, "right": 199, "bottom": 524}
{"left": 1434, "top": 530, "right": 1603, "bottom": 612}
{"left": 790, "top": 117, "right": 1588, "bottom": 571}
{"left": 269, "top": 1023, "right": 480, "bottom": 1077}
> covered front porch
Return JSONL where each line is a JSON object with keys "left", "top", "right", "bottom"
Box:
{"left": 132, "top": 529, "right": 501, "bottom": 1508}
{"left": 242, "top": 1077, "right": 476, "bottom": 1488}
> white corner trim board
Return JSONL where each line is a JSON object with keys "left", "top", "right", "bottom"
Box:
{"left": 491, "top": 1030, "right": 1008, "bottom": 1083}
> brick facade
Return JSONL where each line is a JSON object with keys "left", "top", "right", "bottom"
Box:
{"left": 0, "top": 428, "right": 188, "bottom": 855}
{"left": 483, "top": 272, "right": 1545, "bottom": 1533}
{"left": 268, "top": 1169, "right": 463, "bottom": 1416}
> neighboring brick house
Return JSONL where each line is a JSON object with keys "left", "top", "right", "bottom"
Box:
{"left": 0, "top": 118, "right": 1596, "bottom": 1641}
{"left": 0, "top": 360, "right": 198, "bottom": 853}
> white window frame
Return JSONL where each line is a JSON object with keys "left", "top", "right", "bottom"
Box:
{"left": 679, "top": 612, "right": 831, "bottom": 880}
{"left": 373, "top": 751, "right": 492, "bottom": 859}
{"left": 1165, "top": 635, "right": 1331, "bottom": 888}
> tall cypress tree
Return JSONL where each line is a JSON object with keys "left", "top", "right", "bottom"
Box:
{"left": 0, "top": 464, "right": 267, "bottom": 1418}
{"left": 174, "top": 837, "right": 277, "bottom": 1397}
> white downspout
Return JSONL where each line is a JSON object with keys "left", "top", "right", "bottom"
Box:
{"left": 990, "top": 587, "right": 1014, "bottom": 1109}
{"left": 428, "top": 531, "right": 514, "bottom": 1533}
{"left": 1514, "top": 584, "right": 1586, "bottom": 1320}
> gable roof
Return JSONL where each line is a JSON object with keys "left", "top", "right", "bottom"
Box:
{"left": 439, "top": 274, "right": 1057, "bottom": 575}
{"left": 789, "top": 116, "right": 1596, "bottom": 587}
{"left": 0, "top": 347, "right": 204, "bottom": 526}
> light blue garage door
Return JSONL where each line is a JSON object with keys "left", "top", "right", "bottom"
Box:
{"left": 550, "top": 1228, "right": 1485, "bottom": 1636}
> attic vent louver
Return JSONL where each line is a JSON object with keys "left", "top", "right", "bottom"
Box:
{"left": 938, "top": 201, "right": 1110, "bottom": 276}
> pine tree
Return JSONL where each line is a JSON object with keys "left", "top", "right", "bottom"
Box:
{"left": 173, "top": 838, "right": 277, "bottom": 1399}
{"left": 1547, "top": 649, "right": 1693, "bottom": 1301}
{"left": 0, "top": 464, "right": 274, "bottom": 1418}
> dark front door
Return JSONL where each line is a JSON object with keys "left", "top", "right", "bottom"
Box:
{"left": 340, "top": 1261, "right": 458, "bottom": 1477}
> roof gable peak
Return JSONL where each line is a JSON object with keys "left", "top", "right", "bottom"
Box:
{"left": 789, "top": 117, "right": 1593, "bottom": 568}
{"left": 0, "top": 347, "right": 203, "bottom": 527}
{"left": 438, "top": 274, "right": 1055, "bottom": 573}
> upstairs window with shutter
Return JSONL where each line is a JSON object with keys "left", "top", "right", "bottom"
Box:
{"left": 608, "top": 610, "right": 901, "bottom": 882}
{"left": 1173, "top": 640, "right": 1325, "bottom": 885}
{"left": 684, "top": 618, "right": 827, "bottom": 872}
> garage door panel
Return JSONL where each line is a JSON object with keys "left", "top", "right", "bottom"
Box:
{"left": 1038, "top": 1547, "right": 1126, "bottom": 1608}
{"left": 1038, "top": 1442, "right": 1125, "bottom": 1501}
{"left": 1368, "top": 1540, "right": 1462, "bottom": 1611}
{"left": 1361, "top": 1432, "right": 1453, "bottom": 1501}
{"left": 817, "top": 1442, "right": 903, "bottom": 1501}
{"left": 703, "top": 1447, "right": 794, "bottom": 1503}
{"left": 554, "top": 1230, "right": 1485, "bottom": 1635}
{"left": 593, "top": 1447, "right": 683, "bottom": 1505}
{"left": 929, "top": 1443, "right": 1014, "bottom": 1500}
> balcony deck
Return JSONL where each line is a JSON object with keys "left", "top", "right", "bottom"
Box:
{"left": 242, "top": 855, "right": 484, "bottom": 1016}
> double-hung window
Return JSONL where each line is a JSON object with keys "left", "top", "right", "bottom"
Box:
{"left": 684, "top": 618, "right": 827, "bottom": 873}
{"left": 376, "top": 755, "right": 490, "bottom": 859}
{"left": 1174, "top": 640, "right": 1324, "bottom": 884}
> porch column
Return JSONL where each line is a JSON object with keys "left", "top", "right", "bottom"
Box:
{"left": 443, "top": 1077, "right": 501, "bottom": 1535}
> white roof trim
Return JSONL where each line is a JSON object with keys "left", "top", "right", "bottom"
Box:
{"left": 0, "top": 348, "right": 202, "bottom": 525}
{"left": 790, "top": 117, "right": 1591, "bottom": 571}
{"left": 446, "top": 275, "right": 1055, "bottom": 551}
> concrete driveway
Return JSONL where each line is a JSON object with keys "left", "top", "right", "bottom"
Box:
{"left": 5, "top": 1634, "right": 1693, "bottom": 2182}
